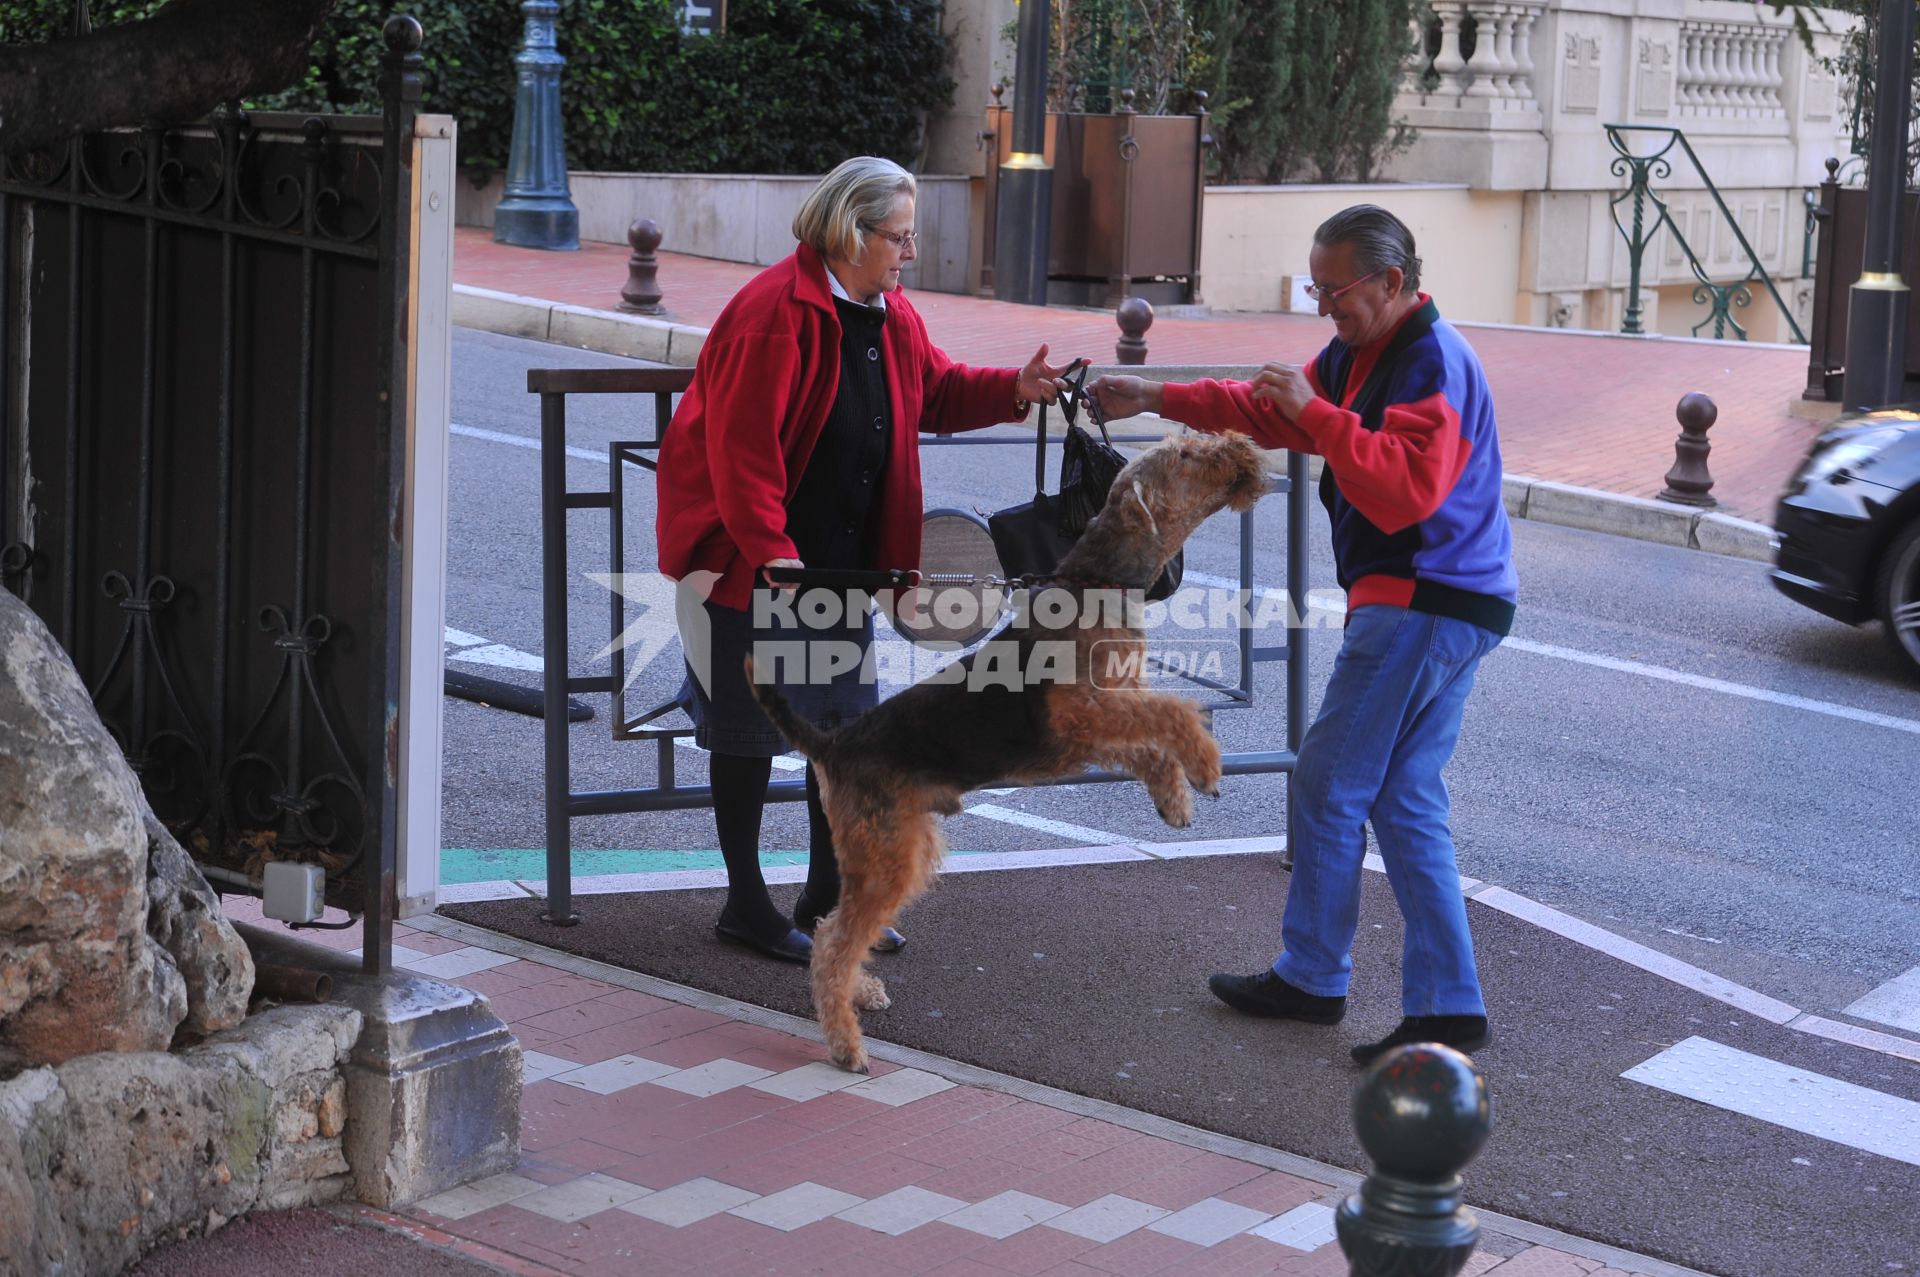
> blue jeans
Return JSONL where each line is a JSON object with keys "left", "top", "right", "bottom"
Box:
{"left": 1272, "top": 605, "right": 1502, "bottom": 1016}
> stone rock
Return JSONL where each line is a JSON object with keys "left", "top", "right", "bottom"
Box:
{"left": 144, "top": 812, "right": 255, "bottom": 1036}
{"left": 0, "top": 592, "right": 185, "bottom": 1071}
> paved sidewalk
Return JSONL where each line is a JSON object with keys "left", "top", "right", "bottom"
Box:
{"left": 450, "top": 227, "right": 1828, "bottom": 537}
{"left": 184, "top": 899, "right": 1707, "bottom": 1277}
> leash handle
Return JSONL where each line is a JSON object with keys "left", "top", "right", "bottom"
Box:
{"left": 760, "top": 566, "right": 917, "bottom": 591}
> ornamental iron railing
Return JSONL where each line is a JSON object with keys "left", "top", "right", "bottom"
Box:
{"left": 1604, "top": 123, "right": 1807, "bottom": 343}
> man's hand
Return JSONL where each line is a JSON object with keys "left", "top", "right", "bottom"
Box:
{"left": 1089, "top": 374, "right": 1163, "bottom": 420}
{"left": 1015, "top": 343, "right": 1077, "bottom": 406}
{"left": 1248, "top": 362, "right": 1316, "bottom": 422}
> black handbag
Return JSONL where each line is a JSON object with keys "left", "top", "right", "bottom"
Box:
{"left": 987, "top": 362, "right": 1183, "bottom": 602}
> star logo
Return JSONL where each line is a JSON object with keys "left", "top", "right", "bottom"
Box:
{"left": 585, "top": 570, "right": 721, "bottom": 693}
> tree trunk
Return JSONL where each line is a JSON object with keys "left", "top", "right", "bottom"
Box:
{"left": 0, "top": 0, "right": 339, "bottom": 157}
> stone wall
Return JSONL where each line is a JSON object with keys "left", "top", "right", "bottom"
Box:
{"left": 0, "top": 1003, "right": 362, "bottom": 1277}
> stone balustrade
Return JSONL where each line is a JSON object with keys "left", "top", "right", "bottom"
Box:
{"left": 1677, "top": 21, "right": 1790, "bottom": 120}
{"left": 1409, "top": 0, "right": 1548, "bottom": 117}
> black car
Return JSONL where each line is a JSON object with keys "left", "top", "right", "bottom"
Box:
{"left": 1772, "top": 407, "right": 1920, "bottom": 677}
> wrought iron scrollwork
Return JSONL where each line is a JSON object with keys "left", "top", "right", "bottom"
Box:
{"left": 87, "top": 569, "right": 209, "bottom": 815}
{"left": 225, "top": 604, "right": 367, "bottom": 870}
{"left": 76, "top": 131, "right": 149, "bottom": 202}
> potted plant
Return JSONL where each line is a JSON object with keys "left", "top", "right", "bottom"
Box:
{"left": 980, "top": 0, "right": 1210, "bottom": 306}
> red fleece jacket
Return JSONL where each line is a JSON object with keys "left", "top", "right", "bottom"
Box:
{"left": 656, "top": 244, "right": 1025, "bottom": 609}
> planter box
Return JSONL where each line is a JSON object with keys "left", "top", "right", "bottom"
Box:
{"left": 980, "top": 101, "right": 1209, "bottom": 306}
{"left": 1803, "top": 178, "right": 1920, "bottom": 401}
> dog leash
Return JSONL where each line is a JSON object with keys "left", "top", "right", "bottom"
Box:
{"left": 759, "top": 566, "right": 1148, "bottom": 594}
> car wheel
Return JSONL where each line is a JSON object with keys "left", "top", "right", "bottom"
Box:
{"left": 1877, "top": 517, "right": 1920, "bottom": 677}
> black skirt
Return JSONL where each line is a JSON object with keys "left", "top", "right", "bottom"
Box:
{"left": 676, "top": 586, "right": 879, "bottom": 757}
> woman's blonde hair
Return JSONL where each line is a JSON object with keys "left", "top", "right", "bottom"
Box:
{"left": 793, "top": 156, "right": 916, "bottom": 264}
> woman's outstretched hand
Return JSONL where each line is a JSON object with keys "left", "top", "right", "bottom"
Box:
{"left": 1015, "top": 344, "right": 1078, "bottom": 406}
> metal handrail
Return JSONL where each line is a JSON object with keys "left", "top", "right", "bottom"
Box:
{"left": 1604, "top": 124, "right": 1807, "bottom": 344}
{"left": 528, "top": 368, "right": 1312, "bottom": 926}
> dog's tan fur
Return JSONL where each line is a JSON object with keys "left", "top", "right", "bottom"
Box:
{"left": 749, "top": 431, "right": 1270, "bottom": 1071}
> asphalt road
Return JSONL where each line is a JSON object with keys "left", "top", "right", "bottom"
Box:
{"left": 441, "top": 327, "right": 1920, "bottom": 1024}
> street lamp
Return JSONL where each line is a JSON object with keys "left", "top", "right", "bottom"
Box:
{"left": 1843, "top": 0, "right": 1915, "bottom": 408}
{"left": 993, "top": 0, "right": 1053, "bottom": 307}
{"left": 494, "top": 0, "right": 580, "bottom": 252}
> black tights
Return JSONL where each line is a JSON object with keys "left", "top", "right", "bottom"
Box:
{"left": 708, "top": 753, "right": 841, "bottom": 941}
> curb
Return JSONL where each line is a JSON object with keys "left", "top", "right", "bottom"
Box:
{"left": 451, "top": 288, "right": 1778, "bottom": 564}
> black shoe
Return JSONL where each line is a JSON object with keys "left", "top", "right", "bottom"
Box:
{"left": 1207, "top": 970, "right": 1346, "bottom": 1024}
{"left": 1349, "top": 1015, "right": 1491, "bottom": 1066}
{"left": 793, "top": 895, "right": 906, "bottom": 954}
{"left": 715, "top": 908, "right": 813, "bottom": 964}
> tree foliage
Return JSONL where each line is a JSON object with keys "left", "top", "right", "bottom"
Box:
{"left": 1019, "top": 0, "right": 1415, "bottom": 183}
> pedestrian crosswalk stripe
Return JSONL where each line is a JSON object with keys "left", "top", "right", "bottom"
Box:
{"left": 1842, "top": 964, "right": 1920, "bottom": 1035}
{"left": 1623, "top": 1036, "right": 1920, "bottom": 1168}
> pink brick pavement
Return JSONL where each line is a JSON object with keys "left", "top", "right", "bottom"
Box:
{"left": 454, "top": 226, "right": 1831, "bottom": 524}
{"left": 170, "top": 905, "right": 1678, "bottom": 1277}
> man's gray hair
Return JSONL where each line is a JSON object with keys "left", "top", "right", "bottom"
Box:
{"left": 793, "top": 156, "right": 917, "bottom": 264}
{"left": 1314, "top": 204, "right": 1422, "bottom": 295}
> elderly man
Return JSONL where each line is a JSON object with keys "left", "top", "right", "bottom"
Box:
{"left": 1093, "top": 204, "right": 1516, "bottom": 1064}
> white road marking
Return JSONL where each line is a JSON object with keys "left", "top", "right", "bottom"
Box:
{"left": 1472, "top": 886, "right": 1800, "bottom": 1024}
{"left": 1788, "top": 1014, "right": 1920, "bottom": 1065}
{"left": 1843, "top": 965, "right": 1920, "bottom": 1035}
{"left": 1499, "top": 635, "right": 1920, "bottom": 736}
{"left": 671, "top": 734, "right": 806, "bottom": 772}
{"left": 1661, "top": 925, "right": 1725, "bottom": 945}
{"left": 444, "top": 626, "right": 544, "bottom": 672}
{"left": 1623, "top": 1036, "right": 1920, "bottom": 1168}
{"left": 451, "top": 421, "right": 602, "bottom": 464}
{"left": 961, "top": 803, "right": 1138, "bottom": 849}
{"left": 1181, "top": 568, "right": 1920, "bottom": 736}
{"left": 448, "top": 643, "right": 544, "bottom": 672}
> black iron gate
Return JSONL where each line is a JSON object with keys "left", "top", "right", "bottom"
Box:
{"left": 0, "top": 18, "right": 424, "bottom": 973}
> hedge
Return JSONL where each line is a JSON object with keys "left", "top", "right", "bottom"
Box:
{"left": 0, "top": 0, "right": 955, "bottom": 178}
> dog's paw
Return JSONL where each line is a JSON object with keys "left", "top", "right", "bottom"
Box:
{"left": 854, "top": 974, "right": 891, "bottom": 1011}
{"left": 831, "top": 1042, "right": 871, "bottom": 1074}
{"left": 1155, "top": 794, "right": 1195, "bottom": 829}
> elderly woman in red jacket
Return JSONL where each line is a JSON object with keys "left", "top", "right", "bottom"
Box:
{"left": 657, "top": 155, "right": 1073, "bottom": 963}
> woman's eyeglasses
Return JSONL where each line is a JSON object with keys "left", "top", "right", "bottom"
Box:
{"left": 1304, "top": 269, "right": 1383, "bottom": 302}
{"left": 862, "top": 223, "right": 918, "bottom": 251}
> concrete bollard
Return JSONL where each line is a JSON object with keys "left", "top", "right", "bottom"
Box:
{"left": 619, "top": 217, "right": 665, "bottom": 315}
{"left": 1336, "top": 1043, "right": 1490, "bottom": 1277}
{"left": 1660, "top": 392, "right": 1718, "bottom": 506}
{"left": 1116, "top": 296, "right": 1153, "bottom": 365}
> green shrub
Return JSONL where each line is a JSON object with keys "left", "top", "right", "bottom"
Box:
{"left": 0, "top": 0, "right": 954, "bottom": 178}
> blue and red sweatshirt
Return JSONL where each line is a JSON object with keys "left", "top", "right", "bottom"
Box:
{"left": 1161, "top": 297, "right": 1517, "bottom": 636}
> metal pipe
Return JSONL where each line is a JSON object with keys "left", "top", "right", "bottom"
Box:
{"left": 540, "top": 389, "right": 578, "bottom": 924}
{"left": 253, "top": 962, "right": 333, "bottom": 1003}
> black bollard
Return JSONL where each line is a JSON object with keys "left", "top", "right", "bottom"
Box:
{"left": 1659, "top": 392, "right": 1718, "bottom": 507}
{"left": 619, "top": 218, "right": 665, "bottom": 315}
{"left": 1116, "top": 296, "right": 1153, "bottom": 365}
{"left": 1336, "top": 1043, "right": 1491, "bottom": 1277}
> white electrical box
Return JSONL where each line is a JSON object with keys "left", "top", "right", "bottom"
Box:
{"left": 262, "top": 861, "right": 326, "bottom": 924}
{"left": 1280, "top": 275, "right": 1317, "bottom": 313}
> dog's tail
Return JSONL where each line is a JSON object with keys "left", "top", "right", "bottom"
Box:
{"left": 743, "top": 654, "right": 834, "bottom": 759}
